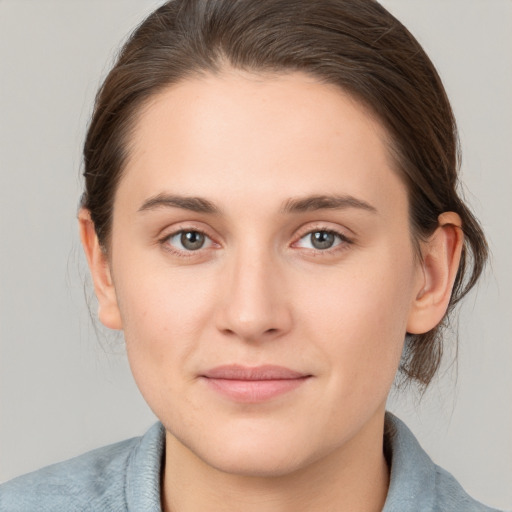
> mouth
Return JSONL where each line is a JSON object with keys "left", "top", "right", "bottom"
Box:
{"left": 200, "top": 365, "right": 312, "bottom": 403}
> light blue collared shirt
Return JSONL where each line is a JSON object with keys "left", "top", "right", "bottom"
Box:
{"left": 0, "top": 413, "right": 502, "bottom": 511}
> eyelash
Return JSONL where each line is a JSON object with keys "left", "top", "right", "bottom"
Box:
{"left": 159, "top": 226, "right": 354, "bottom": 257}
{"left": 292, "top": 227, "right": 354, "bottom": 255}
{"left": 159, "top": 227, "right": 216, "bottom": 258}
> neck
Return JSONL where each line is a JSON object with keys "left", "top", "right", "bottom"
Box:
{"left": 161, "top": 412, "right": 389, "bottom": 512}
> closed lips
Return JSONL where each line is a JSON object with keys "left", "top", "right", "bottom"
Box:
{"left": 201, "top": 365, "right": 311, "bottom": 380}
{"left": 201, "top": 365, "right": 312, "bottom": 403}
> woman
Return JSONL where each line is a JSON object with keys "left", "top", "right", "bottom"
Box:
{"left": 0, "top": 0, "right": 504, "bottom": 511}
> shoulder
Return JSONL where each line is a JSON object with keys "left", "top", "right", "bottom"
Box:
{"left": 0, "top": 437, "right": 137, "bottom": 512}
{"left": 0, "top": 422, "right": 165, "bottom": 512}
{"left": 383, "top": 413, "right": 504, "bottom": 512}
{"left": 432, "top": 464, "right": 502, "bottom": 512}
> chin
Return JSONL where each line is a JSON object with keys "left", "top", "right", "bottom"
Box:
{"left": 174, "top": 420, "right": 319, "bottom": 478}
{"left": 204, "top": 445, "right": 309, "bottom": 479}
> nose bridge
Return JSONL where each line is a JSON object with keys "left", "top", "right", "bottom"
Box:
{"left": 217, "top": 240, "right": 291, "bottom": 341}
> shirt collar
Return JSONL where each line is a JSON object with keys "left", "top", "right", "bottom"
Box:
{"left": 125, "top": 422, "right": 165, "bottom": 511}
{"left": 382, "top": 412, "right": 436, "bottom": 512}
{"left": 124, "top": 414, "right": 437, "bottom": 512}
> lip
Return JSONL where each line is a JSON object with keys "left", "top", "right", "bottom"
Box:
{"left": 200, "top": 365, "right": 312, "bottom": 403}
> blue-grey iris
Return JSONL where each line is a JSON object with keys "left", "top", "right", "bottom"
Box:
{"left": 181, "top": 231, "right": 205, "bottom": 250}
{"left": 311, "top": 231, "right": 335, "bottom": 250}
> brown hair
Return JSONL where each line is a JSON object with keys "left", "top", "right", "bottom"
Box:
{"left": 82, "top": 0, "right": 488, "bottom": 387}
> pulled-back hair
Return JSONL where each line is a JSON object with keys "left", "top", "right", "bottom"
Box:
{"left": 82, "top": 0, "right": 488, "bottom": 387}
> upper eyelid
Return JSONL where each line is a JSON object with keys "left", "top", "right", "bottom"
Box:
{"left": 164, "top": 229, "right": 215, "bottom": 243}
{"left": 299, "top": 227, "right": 350, "bottom": 238}
{"left": 294, "top": 230, "right": 351, "bottom": 247}
{"left": 159, "top": 222, "right": 217, "bottom": 240}
{"left": 293, "top": 222, "right": 354, "bottom": 240}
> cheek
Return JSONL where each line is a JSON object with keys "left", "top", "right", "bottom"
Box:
{"left": 112, "top": 263, "right": 217, "bottom": 387}
{"left": 295, "top": 249, "right": 417, "bottom": 385}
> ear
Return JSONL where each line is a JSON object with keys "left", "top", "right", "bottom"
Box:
{"left": 407, "top": 212, "right": 464, "bottom": 334}
{"left": 78, "top": 208, "right": 123, "bottom": 330}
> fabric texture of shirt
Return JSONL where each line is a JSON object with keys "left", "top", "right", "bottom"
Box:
{"left": 0, "top": 413, "right": 503, "bottom": 511}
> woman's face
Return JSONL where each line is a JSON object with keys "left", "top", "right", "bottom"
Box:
{"left": 106, "top": 71, "right": 424, "bottom": 476}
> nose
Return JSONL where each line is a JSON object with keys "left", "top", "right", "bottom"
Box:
{"left": 215, "top": 247, "right": 293, "bottom": 342}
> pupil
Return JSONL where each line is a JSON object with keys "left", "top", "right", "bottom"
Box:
{"left": 311, "top": 231, "right": 335, "bottom": 250}
{"left": 181, "top": 231, "right": 205, "bottom": 250}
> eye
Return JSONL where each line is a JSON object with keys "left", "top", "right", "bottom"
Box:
{"left": 165, "top": 230, "right": 213, "bottom": 252}
{"left": 296, "top": 230, "right": 348, "bottom": 250}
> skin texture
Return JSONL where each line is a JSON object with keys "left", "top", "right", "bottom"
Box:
{"left": 80, "top": 70, "right": 463, "bottom": 512}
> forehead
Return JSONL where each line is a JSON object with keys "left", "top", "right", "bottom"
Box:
{"left": 119, "top": 70, "right": 406, "bottom": 218}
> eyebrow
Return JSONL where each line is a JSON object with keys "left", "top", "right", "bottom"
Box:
{"left": 138, "top": 194, "right": 220, "bottom": 214}
{"left": 137, "top": 193, "right": 377, "bottom": 216}
{"left": 281, "top": 194, "right": 377, "bottom": 214}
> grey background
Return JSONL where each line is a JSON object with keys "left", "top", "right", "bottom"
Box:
{"left": 0, "top": 1, "right": 511, "bottom": 509}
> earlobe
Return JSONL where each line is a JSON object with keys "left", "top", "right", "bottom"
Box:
{"left": 407, "top": 212, "right": 464, "bottom": 334}
{"left": 78, "top": 209, "right": 123, "bottom": 330}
